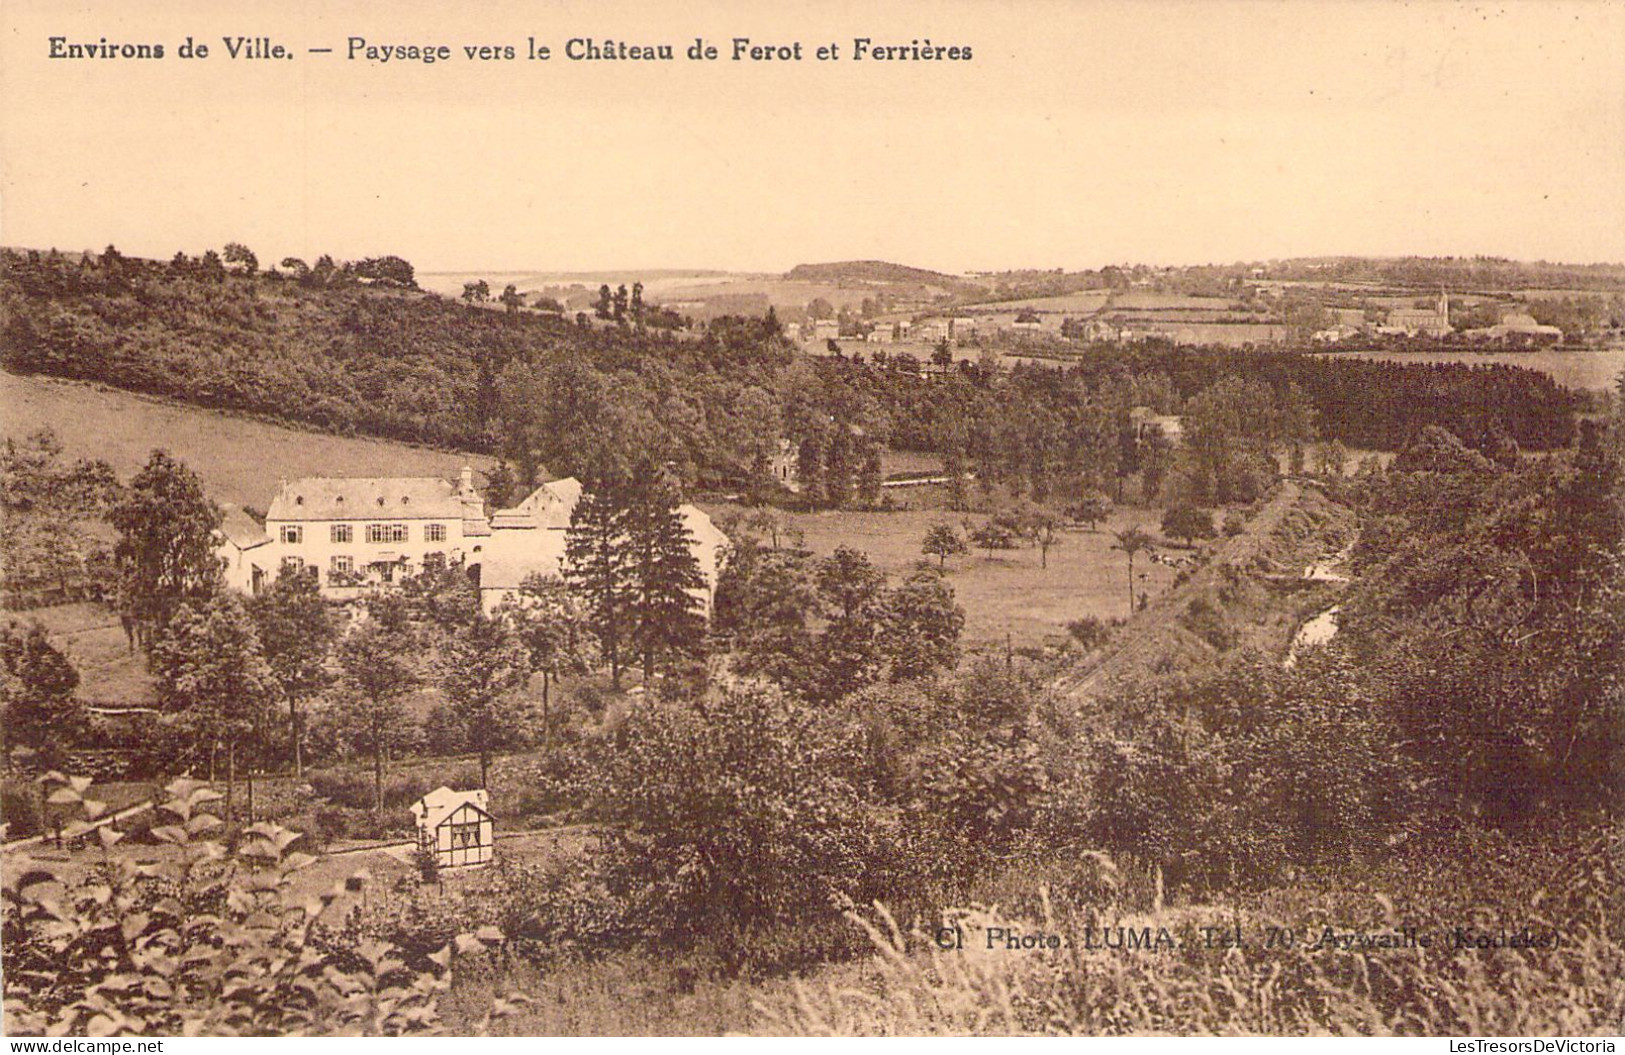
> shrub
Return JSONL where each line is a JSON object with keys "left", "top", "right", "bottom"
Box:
{"left": 1066, "top": 617, "right": 1112, "bottom": 652}
{"left": 0, "top": 780, "right": 44, "bottom": 840}
{"left": 594, "top": 688, "right": 880, "bottom": 946}
{"left": 1181, "top": 596, "right": 1237, "bottom": 651}
{"left": 1, "top": 778, "right": 519, "bottom": 1035}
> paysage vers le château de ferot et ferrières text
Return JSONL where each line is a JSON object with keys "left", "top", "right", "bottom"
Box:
{"left": 48, "top": 33, "right": 974, "bottom": 64}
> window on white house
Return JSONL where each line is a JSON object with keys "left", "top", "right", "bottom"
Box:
{"left": 281, "top": 525, "right": 303, "bottom": 544}
{"left": 448, "top": 821, "right": 481, "bottom": 851}
{"left": 331, "top": 524, "right": 352, "bottom": 544}
{"left": 331, "top": 555, "right": 354, "bottom": 575}
{"left": 281, "top": 556, "right": 304, "bottom": 574}
{"left": 366, "top": 523, "right": 409, "bottom": 544}
{"left": 425, "top": 523, "right": 447, "bottom": 543}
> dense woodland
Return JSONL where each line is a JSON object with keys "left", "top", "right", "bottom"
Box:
{"left": 0, "top": 248, "right": 1584, "bottom": 506}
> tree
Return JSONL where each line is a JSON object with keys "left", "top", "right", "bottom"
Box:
{"left": 0, "top": 622, "right": 85, "bottom": 768}
{"left": 199, "top": 249, "right": 226, "bottom": 282}
{"left": 856, "top": 441, "right": 884, "bottom": 506}
{"left": 713, "top": 541, "right": 820, "bottom": 691}
{"left": 222, "top": 242, "right": 258, "bottom": 276}
{"left": 1, "top": 429, "right": 120, "bottom": 604}
{"left": 813, "top": 547, "right": 888, "bottom": 702}
{"left": 595, "top": 284, "right": 613, "bottom": 320}
{"left": 1161, "top": 504, "right": 1216, "bottom": 547}
{"left": 613, "top": 284, "right": 629, "bottom": 322}
{"left": 931, "top": 339, "right": 953, "bottom": 369}
{"left": 110, "top": 451, "right": 223, "bottom": 650}
{"left": 881, "top": 567, "right": 965, "bottom": 681}
{"left": 969, "top": 520, "right": 1018, "bottom": 557}
{"left": 349, "top": 255, "right": 417, "bottom": 288}
{"left": 441, "top": 613, "right": 530, "bottom": 788}
{"left": 279, "top": 256, "right": 310, "bottom": 281}
{"left": 248, "top": 569, "right": 338, "bottom": 776}
{"left": 1111, "top": 526, "right": 1155, "bottom": 619}
{"left": 1069, "top": 489, "right": 1113, "bottom": 531}
{"left": 461, "top": 279, "right": 490, "bottom": 305}
{"left": 499, "top": 283, "right": 524, "bottom": 314}
{"left": 151, "top": 594, "right": 279, "bottom": 822}
{"left": 495, "top": 575, "right": 599, "bottom": 735}
{"left": 1029, "top": 509, "right": 1063, "bottom": 569}
{"left": 564, "top": 482, "right": 631, "bottom": 686}
{"left": 335, "top": 617, "right": 419, "bottom": 813}
{"left": 311, "top": 254, "right": 338, "bottom": 285}
{"left": 1313, "top": 439, "right": 1350, "bottom": 477}
{"left": 921, "top": 523, "right": 968, "bottom": 569}
{"left": 622, "top": 465, "right": 708, "bottom": 683}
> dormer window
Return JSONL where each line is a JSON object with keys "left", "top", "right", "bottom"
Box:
{"left": 295, "top": 496, "right": 304, "bottom": 506}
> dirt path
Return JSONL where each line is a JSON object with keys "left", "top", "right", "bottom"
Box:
{"left": 1052, "top": 479, "right": 1303, "bottom": 706}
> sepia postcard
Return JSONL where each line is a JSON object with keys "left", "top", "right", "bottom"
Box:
{"left": 1, "top": 0, "right": 1621, "bottom": 1042}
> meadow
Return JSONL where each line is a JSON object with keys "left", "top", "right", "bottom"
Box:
{"left": 1, "top": 371, "right": 495, "bottom": 509}
{"left": 704, "top": 500, "right": 1181, "bottom": 648}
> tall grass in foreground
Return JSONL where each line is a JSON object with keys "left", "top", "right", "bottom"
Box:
{"left": 753, "top": 860, "right": 1624, "bottom": 1035}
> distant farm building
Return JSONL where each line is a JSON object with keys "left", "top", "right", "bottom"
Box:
{"left": 411, "top": 787, "right": 493, "bottom": 869}
{"left": 1464, "top": 312, "right": 1563, "bottom": 344}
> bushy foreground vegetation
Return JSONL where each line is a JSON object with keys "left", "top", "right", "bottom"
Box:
{"left": 2, "top": 778, "right": 522, "bottom": 1036}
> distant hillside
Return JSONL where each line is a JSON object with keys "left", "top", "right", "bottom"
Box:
{"left": 784, "top": 260, "right": 974, "bottom": 290}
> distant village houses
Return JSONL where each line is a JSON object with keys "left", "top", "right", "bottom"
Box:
{"left": 216, "top": 468, "right": 727, "bottom": 614}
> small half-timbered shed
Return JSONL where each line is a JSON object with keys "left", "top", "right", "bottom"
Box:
{"left": 410, "top": 786, "right": 494, "bottom": 869}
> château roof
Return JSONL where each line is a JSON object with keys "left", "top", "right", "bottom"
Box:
{"left": 266, "top": 477, "right": 466, "bottom": 522}
{"left": 219, "top": 505, "right": 271, "bottom": 549}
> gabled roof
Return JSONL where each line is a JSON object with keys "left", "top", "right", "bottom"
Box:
{"left": 410, "top": 786, "right": 491, "bottom": 831}
{"left": 219, "top": 505, "right": 271, "bottom": 549}
{"left": 267, "top": 477, "right": 466, "bottom": 521}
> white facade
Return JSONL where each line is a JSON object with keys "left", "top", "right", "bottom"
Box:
{"left": 411, "top": 787, "right": 493, "bottom": 869}
{"left": 216, "top": 469, "right": 729, "bottom": 615}
{"left": 218, "top": 468, "right": 489, "bottom": 597}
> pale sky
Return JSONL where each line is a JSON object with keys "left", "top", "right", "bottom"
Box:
{"left": 3, "top": 0, "right": 1622, "bottom": 274}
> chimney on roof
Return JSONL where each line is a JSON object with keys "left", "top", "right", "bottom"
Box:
{"left": 459, "top": 465, "right": 476, "bottom": 499}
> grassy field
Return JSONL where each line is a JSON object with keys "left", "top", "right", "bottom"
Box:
{"left": 11, "top": 602, "right": 153, "bottom": 706}
{"left": 1, "top": 371, "right": 495, "bottom": 509}
{"left": 711, "top": 504, "right": 1182, "bottom": 647}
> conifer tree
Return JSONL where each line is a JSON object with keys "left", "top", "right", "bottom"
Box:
{"left": 622, "top": 464, "right": 707, "bottom": 683}
{"left": 564, "top": 480, "right": 632, "bottom": 686}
